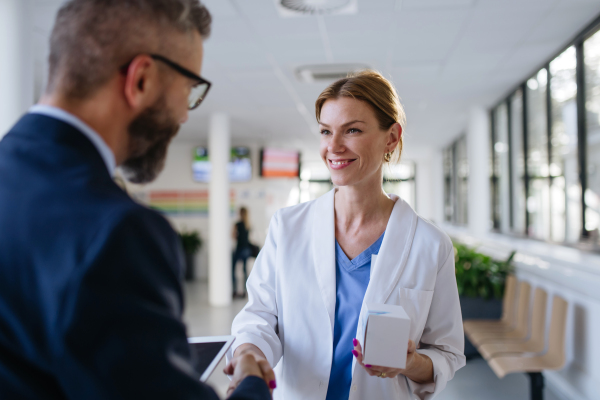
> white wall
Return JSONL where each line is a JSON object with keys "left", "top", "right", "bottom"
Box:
{"left": 517, "top": 270, "right": 600, "bottom": 400}
{"left": 0, "top": 0, "right": 33, "bottom": 137}
{"left": 124, "top": 141, "right": 299, "bottom": 280}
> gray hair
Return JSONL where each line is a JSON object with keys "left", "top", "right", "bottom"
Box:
{"left": 47, "top": 0, "right": 211, "bottom": 99}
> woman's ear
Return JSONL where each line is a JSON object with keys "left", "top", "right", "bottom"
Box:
{"left": 386, "top": 123, "right": 402, "bottom": 152}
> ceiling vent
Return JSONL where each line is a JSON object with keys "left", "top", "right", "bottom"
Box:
{"left": 295, "top": 63, "right": 370, "bottom": 83}
{"left": 276, "top": 0, "right": 357, "bottom": 17}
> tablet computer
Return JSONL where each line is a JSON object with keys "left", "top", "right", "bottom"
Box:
{"left": 188, "top": 335, "right": 235, "bottom": 382}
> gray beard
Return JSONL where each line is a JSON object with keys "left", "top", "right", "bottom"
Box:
{"left": 120, "top": 98, "right": 180, "bottom": 184}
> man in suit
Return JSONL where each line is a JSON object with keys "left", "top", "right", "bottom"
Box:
{"left": 0, "top": 1, "right": 274, "bottom": 399}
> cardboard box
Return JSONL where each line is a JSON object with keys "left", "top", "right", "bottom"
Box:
{"left": 359, "top": 303, "right": 411, "bottom": 369}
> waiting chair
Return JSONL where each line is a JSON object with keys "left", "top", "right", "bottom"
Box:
{"left": 463, "top": 274, "right": 517, "bottom": 332}
{"left": 478, "top": 288, "right": 547, "bottom": 360}
{"left": 468, "top": 281, "right": 531, "bottom": 346}
{"left": 488, "top": 296, "right": 568, "bottom": 400}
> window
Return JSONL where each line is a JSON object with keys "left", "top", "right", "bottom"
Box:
{"left": 550, "top": 46, "right": 580, "bottom": 243}
{"left": 510, "top": 90, "right": 526, "bottom": 235}
{"left": 481, "top": 12, "right": 600, "bottom": 252}
{"left": 526, "top": 68, "right": 550, "bottom": 240}
{"left": 444, "top": 147, "right": 454, "bottom": 223}
{"left": 490, "top": 113, "right": 498, "bottom": 230}
{"left": 455, "top": 136, "right": 469, "bottom": 225}
{"left": 492, "top": 103, "right": 510, "bottom": 232}
{"left": 444, "top": 136, "right": 468, "bottom": 226}
{"left": 488, "top": 17, "right": 600, "bottom": 251}
{"left": 298, "top": 161, "right": 417, "bottom": 208}
{"left": 383, "top": 161, "right": 416, "bottom": 209}
{"left": 299, "top": 163, "right": 332, "bottom": 203}
{"left": 584, "top": 30, "right": 600, "bottom": 244}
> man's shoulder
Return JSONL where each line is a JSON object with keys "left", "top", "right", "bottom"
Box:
{"left": 90, "top": 193, "right": 176, "bottom": 243}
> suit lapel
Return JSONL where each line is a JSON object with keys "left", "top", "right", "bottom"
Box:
{"left": 311, "top": 188, "right": 337, "bottom": 335}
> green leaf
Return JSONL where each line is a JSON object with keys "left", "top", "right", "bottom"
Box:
{"left": 178, "top": 230, "right": 203, "bottom": 254}
{"left": 452, "top": 241, "right": 512, "bottom": 300}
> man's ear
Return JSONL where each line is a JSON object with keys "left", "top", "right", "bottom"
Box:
{"left": 386, "top": 123, "right": 402, "bottom": 152}
{"left": 122, "top": 55, "right": 160, "bottom": 111}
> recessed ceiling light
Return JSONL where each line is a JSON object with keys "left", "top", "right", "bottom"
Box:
{"left": 276, "top": 0, "right": 357, "bottom": 17}
{"left": 295, "top": 63, "right": 371, "bottom": 83}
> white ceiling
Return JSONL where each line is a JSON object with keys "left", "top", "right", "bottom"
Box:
{"left": 29, "top": 0, "right": 600, "bottom": 159}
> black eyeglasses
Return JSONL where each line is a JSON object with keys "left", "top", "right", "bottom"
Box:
{"left": 121, "top": 54, "right": 211, "bottom": 110}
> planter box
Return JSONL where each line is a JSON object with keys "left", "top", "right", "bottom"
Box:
{"left": 459, "top": 296, "right": 503, "bottom": 358}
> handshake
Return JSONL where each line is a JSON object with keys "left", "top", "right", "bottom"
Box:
{"left": 224, "top": 344, "right": 276, "bottom": 397}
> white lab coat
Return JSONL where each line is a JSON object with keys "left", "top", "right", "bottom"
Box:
{"left": 228, "top": 190, "right": 465, "bottom": 399}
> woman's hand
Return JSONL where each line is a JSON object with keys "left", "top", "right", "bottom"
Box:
{"left": 352, "top": 338, "right": 434, "bottom": 384}
{"left": 224, "top": 344, "right": 276, "bottom": 396}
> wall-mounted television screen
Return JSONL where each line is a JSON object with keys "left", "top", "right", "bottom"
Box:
{"left": 229, "top": 147, "right": 252, "bottom": 182}
{"left": 192, "top": 147, "right": 211, "bottom": 182}
{"left": 260, "top": 148, "right": 300, "bottom": 178}
{"left": 192, "top": 146, "right": 252, "bottom": 182}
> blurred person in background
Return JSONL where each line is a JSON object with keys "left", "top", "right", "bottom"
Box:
{"left": 226, "top": 70, "right": 465, "bottom": 399}
{"left": 232, "top": 207, "right": 252, "bottom": 298}
{"left": 0, "top": 1, "right": 273, "bottom": 399}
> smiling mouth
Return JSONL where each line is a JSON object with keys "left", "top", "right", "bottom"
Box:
{"left": 329, "top": 159, "right": 356, "bottom": 168}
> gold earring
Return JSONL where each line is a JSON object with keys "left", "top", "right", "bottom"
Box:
{"left": 384, "top": 152, "right": 392, "bottom": 162}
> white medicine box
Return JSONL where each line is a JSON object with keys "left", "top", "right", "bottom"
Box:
{"left": 359, "top": 303, "right": 411, "bottom": 369}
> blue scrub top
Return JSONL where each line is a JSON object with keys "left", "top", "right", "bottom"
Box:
{"left": 325, "top": 232, "right": 385, "bottom": 400}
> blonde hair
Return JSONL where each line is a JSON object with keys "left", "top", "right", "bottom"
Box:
{"left": 315, "top": 69, "right": 406, "bottom": 163}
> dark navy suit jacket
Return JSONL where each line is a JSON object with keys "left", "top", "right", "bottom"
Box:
{"left": 0, "top": 114, "right": 270, "bottom": 400}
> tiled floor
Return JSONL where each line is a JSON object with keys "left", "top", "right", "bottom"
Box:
{"left": 183, "top": 280, "right": 248, "bottom": 398}
{"left": 436, "top": 358, "right": 560, "bottom": 400}
{"left": 183, "top": 281, "right": 561, "bottom": 400}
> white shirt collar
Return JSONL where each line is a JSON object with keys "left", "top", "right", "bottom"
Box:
{"left": 29, "top": 104, "right": 116, "bottom": 176}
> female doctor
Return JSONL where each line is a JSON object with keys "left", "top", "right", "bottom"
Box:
{"left": 226, "top": 70, "right": 465, "bottom": 399}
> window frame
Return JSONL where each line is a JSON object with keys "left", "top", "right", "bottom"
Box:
{"left": 444, "top": 134, "right": 468, "bottom": 226}
{"left": 489, "top": 12, "right": 600, "bottom": 249}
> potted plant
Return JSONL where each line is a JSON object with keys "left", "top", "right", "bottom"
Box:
{"left": 453, "top": 242, "right": 514, "bottom": 358}
{"left": 178, "top": 230, "right": 202, "bottom": 281}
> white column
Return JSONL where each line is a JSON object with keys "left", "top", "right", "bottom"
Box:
{"left": 467, "top": 107, "right": 491, "bottom": 236}
{"left": 0, "top": 0, "right": 33, "bottom": 139}
{"left": 208, "top": 113, "right": 232, "bottom": 307}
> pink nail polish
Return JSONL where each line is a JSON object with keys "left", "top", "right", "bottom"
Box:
{"left": 269, "top": 380, "right": 277, "bottom": 389}
{"left": 365, "top": 364, "right": 372, "bottom": 368}
{"left": 352, "top": 338, "right": 358, "bottom": 346}
{"left": 351, "top": 350, "right": 358, "bottom": 357}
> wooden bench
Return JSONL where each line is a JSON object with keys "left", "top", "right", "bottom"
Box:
{"left": 479, "top": 288, "right": 547, "bottom": 360}
{"left": 463, "top": 274, "right": 518, "bottom": 332}
{"left": 467, "top": 281, "right": 531, "bottom": 346}
{"left": 463, "top": 278, "right": 568, "bottom": 400}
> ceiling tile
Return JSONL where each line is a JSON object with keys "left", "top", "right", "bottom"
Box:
{"left": 232, "top": 0, "right": 279, "bottom": 19}
{"left": 324, "top": 13, "right": 395, "bottom": 35}
{"left": 201, "top": 0, "right": 238, "bottom": 18}
{"left": 356, "top": 0, "right": 396, "bottom": 13}
{"left": 526, "top": 3, "right": 600, "bottom": 44}
{"left": 247, "top": 14, "right": 321, "bottom": 38}
{"left": 402, "top": 0, "right": 475, "bottom": 9}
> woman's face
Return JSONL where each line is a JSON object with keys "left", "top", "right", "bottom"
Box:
{"left": 319, "top": 97, "right": 400, "bottom": 188}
